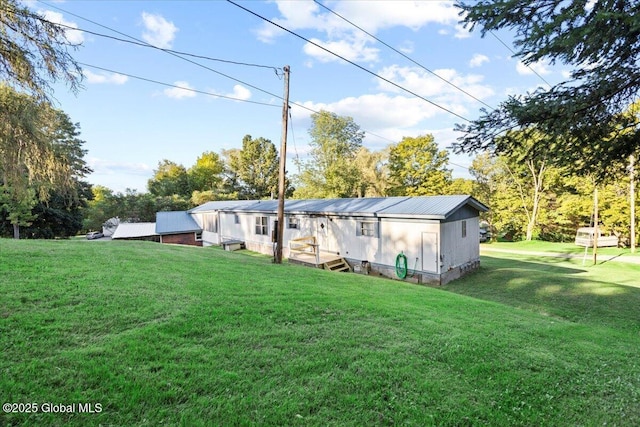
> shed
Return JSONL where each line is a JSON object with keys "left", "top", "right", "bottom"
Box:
{"left": 155, "top": 211, "right": 203, "bottom": 246}
{"left": 112, "top": 222, "right": 159, "bottom": 242}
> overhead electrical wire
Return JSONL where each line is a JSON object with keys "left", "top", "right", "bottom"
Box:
{"left": 36, "top": 0, "right": 286, "bottom": 100}
{"left": 226, "top": 0, "right": 472, "bottom": 123}
{"left": 78, "top": 62, "right": 281, "bottom": 107}
{"left": 312, "top": 0, "right": 496, "bottom": 111}
{"left": 45, "top": 20, "right": 281, "bottom": 74}
{"left": 32, "top": 1, "right": 471, "bottom": 155}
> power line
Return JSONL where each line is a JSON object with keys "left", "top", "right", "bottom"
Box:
{"left": 36, "top": 1, "right": 458, "bottom": 150}
{"left": 33, "top": 14, "right": 282, "bottom": 75}
{"left": 287, "top": 109, "right": 301, "bottom": 173}
{"left": 36, "top": 1, "right": 286, "bottom": 100}
{"left": 226, "top": 0, "right": 471, "bottom": 123}
{"left": 34, "top": 2, "right": 325, "bottom": 119}
{"left": 79, "top": 62, "right": 280, "bottom": 107}
{"left": 313, "top": 0, "right": 495, "bottom": 111}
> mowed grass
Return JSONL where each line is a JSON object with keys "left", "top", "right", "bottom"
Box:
{"left": 1, "top": 240, "right": 639, "bottom": 426}
{"left": 484, "top": 239, "right": 640, "bottom": 258}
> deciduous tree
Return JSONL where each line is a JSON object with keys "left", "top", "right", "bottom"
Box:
{"left": 294, "top": 111, "right": 364, "bottom": 199}
{"left": 0, "top": 86, "right": 85, "bottom": 238}
{"left": 147, "top": 160, "right": 190, "bottom": 198}
{"left": 188, "top": 151, "right": 224, "bottom": 194}
{"left": 234, "top": 135, "right": 280, "bottom": 199}
{"left": 387, "top": 134, "right": 451, "bottom": 196}
{"left": 0, "top": 0, "right": 82, "bottom": 99}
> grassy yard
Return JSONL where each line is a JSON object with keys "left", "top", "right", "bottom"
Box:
{"left": 1, "top": 239, "right": 639, "bottom": 426}
{"left": 483, "top": 239, "right": 640, "bottom": 258}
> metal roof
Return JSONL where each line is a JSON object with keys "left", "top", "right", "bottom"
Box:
{"left": 187, "top": 195, "right": 487, "bottom": 219}
{"left": 189, "top": 200, "right": 258, "bottom": 213}
{"left": 112, "top": 222, "right": 158, "bottom": 239}
{"left": 156, "top": 211, "right": 202, "bottom": 234}
{"left": 378, "top": 195, "right": 489, "bottom": 219}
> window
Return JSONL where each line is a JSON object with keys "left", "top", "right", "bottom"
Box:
{"left": 255, "top": 216, "right": 268, "bottom": 235}
{"left": 462, "top": 220, "right": 467, "bottom": 238}
{"left": 357, "top": 221, "right": 378, "bottom": 238}
{"left": 195, "top": 232, "right": 203, "bottom": 241}
{"left": 203, "top": 214, "right": 218, "bottom": 232}
{"left": 288, "top": 217, "right": 299, "bottom": 229}
{"left": 234, "top": 214, "right": 240, "bottom": 224}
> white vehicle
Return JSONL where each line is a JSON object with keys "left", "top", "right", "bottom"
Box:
{"left": 574, "top": 227, "right": 618, "bottom": 247}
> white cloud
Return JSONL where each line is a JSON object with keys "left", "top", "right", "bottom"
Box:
{"left": 164, "top": 81, "right": 196, "bottom": 99}
{"left": 469, "top": 54, "right": 489, "bottom": 68}
{"left": 256, "top": 0, "right": 324, "bottom": 43}
{"left": 516, "top": 60, "right": 551, "bottom": 76}
{"left": 292, "top": 92, "right": 469, "bottom": 149}
{"left": 441, "top": 24, "right": 472, "bottom": 39}
{"left": 288, "top": 93, "right": 479, "bottom": 168}
{"left": 257, "top": 0, "right": 462, "bottom": 62}
{"left": 83, "top": 70, "right": 128, "bottom": 85}
{"left": 41, "top": 10, "right": 84, "bottom": 44}
{"left": 88, "top": 158, "right": 152, "bottom": 176}
{"left": 376, "top": 65, "right": 495, "bottom": 104}
{"left": 398, "top": 41, "right": 414, "bottom": 55}
{"left": 303, "top": 36, "right": 379, "bottom": 63}
{"left": 141, "top": 12, "right": 178, "bottom": 48}
{"left": 226, "top": 85, "right": 251, "bottom": 101}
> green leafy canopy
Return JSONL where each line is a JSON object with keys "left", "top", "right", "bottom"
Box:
{"left": 454, "top": 0, "right": 640, "bottom": 178}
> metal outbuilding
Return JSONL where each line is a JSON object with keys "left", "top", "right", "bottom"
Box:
{"left": 155, "top": 211, "right": 203, "bottom": 246}
{"left": 112, "top": 222, "right": 159, "bottom": 241}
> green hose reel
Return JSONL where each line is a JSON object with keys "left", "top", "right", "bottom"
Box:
{"left": 395, "top": 252, "right": 408, "bottom": 279}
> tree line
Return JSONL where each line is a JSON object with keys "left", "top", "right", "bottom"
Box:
{"left": 82, "top": 110, "right": 638, "bottom": 245}
{"left": 1, "top": 85, "right": 637, "bottom": 244}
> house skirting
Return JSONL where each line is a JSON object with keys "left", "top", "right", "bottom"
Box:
{"left": 210, "top": 239, "right": 481, "bottom": 285}
{"left": 344, "top": 257, "right": 481, "bottom": 286}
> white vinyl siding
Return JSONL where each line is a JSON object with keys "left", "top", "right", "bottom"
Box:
{"left": 203, "top": 213, "right": 218, "bottom": 233}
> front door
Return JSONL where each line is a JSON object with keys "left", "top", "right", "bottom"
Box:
{"left": 422, "top": 232, "right": 438, "bottom": 273}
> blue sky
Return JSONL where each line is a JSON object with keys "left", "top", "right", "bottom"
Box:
{"left": 31, "top": 0, "right": 569, "bottom": 193}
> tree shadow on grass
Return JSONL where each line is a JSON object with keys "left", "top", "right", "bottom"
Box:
{"left": 442, "top": 255, "right": 640, "bottom": 331}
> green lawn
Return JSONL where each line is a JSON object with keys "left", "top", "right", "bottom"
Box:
{"left": 1, "top": 239, "right": 639, "bottom": 426}
{"left": 484, "top": 239, "right": 640, "bottom": 258}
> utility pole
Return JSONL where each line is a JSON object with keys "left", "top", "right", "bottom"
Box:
{"left": 275, "top": 65, "right": 290, "bottom": 264}
{"left": 593, "top": 185, "right": 599, "bottom": 265}
{"left": 631, "top": 155, "right": 636, "bottom": 253}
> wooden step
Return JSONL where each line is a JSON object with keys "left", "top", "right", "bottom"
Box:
{"left": 323, "top": 258, "right": 351, "bottom": 272}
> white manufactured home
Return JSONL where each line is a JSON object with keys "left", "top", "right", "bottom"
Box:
{"left": 157, "top": 195, "right": 488, "bottom": 285}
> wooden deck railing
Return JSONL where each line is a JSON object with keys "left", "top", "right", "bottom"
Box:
{"left": 289, "top": 236, "right": 320, "bottom": 265}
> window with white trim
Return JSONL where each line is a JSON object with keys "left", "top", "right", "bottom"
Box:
{"left": 357, "top": 221, "right": 378, "bottom": 237}
{"left": 234, "top": 214, "right": 240, "bottom": 224}
{"left": 255, "top": 216, "right": 268, "bottom": 235}
{"left": 288, "top": 217, "right": 299, "bottom": 229}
